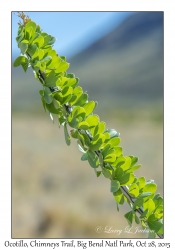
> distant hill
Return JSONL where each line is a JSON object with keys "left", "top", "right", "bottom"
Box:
{"left": 68, "top": 12, "right": 163, "bottom": 104}
{"left": 12, "top": 12, "right": 163, "bottom": 113}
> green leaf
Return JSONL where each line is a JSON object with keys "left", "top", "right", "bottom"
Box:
{"left": 111, "top": 156, "right": 125, "bottom": 168}
{"left": 124, "top": 173, "right": 135, "bottom": 185}
{"left": 153, "top": 193, "right": 161, "bottom": 200}
{"left": 69, "top": 86, "right": 83, "bottom": 105}
{"left": 138, "top": 192, "right": 152, "bottom": 199}
{"left": 70, "top": 129, "right": 78, "bottom": 139}
{"left": 47, "top": 56, "right": 61, "bottom": 69}
{"left": 54, "top": 92, "right": 63, "bottom": 103}
{"left": 46, "top": 102, "right": 61, "bottom": 114}
{"left": 40, "top": 33, "right": 54, "bottom": 44}
{"left": 109, "top": 137, "right": 120, "bottom": 147}
{"left": 102, "top": 144, "right": 114, "bottom": 158}
{"left": 60, "top": 55, "right": 66, "bottom": 61}
{"left": 13, "top": 56, "right": 28, "bottom": 67}
{"left": 73, "top": 86, "right": 83, "bottom": 95}
{"left": 74, "top": 93, "right": 88, "bottom": 106}
{"left": 105, "top": 129, "right": 120, "bottom": 138}
{"left": 98, "top": 153, "right": 103, "bottom": 166}
{"left": 96, "top": 171, "right": 102, "bottom": 177}
{"left": 33, "top": 35, "right": 44, "bottom": 48}
{"left": 110, "top": 180, "right": 120, "bottom": 192}
{"left": 47, "top": 36, "right": 56, "bottom": 45}
{"left": 39, "top": 89, "right": 43, "bottom": 96}
{"left": 128, "top": 183, "right": 139, "bottom": 197}
{"left": 44, "top": 48, "right": 56, "bottom": 57}
{"left": 77, "top": 137, "right": 85, "bottom": 152}
{"left": 36, "top": 25, "right": 41, "bottom": 33}
{"left": 153, "top": 194, "right": 163, "bottom": 207}
{"left": 143, "top": 183, "right": 157, "bottom": 194}
{"left": 119, "top": 173, "right": 132, "bottom": 186}
{"left": 13, "top": 55, "right": 29, "bottom": 72}
{"left": 124, "top": 211, "right": 133, "bottom": 226}
{"left": 115, "top": 166, "right": 124, "bottom": 179}
{"left": 42, "top": 34, "right": 53, "bottom": 47}
{"left": 83, "top": 101, "right": 96, "bottom": 116}
{"left": 85, "top": 115, "right": 99, "bottom": 128}
{"left": 134, "top": 213, "right": 140, "bottom": 224}
{"left": 102, "top": 167, "right": 112, "bottom": 179}
{"left": 113, "top": 146, "right": 123, "bottom": 157}
{"left": 25, "top": 21, "right": 36, "bottom": 39}
{"left": 68, "top": 106, "right": 86, "bottom": 124}
{"left": 44, "top": 86, "right": 53, "bottom": 104}
{"left": 53, "top": 98, "right": 60, "bottom": 109}
{"left": 116, "top": 202, "right": 119, "bottom": 211}
{"left": 113, "top": 189, "right": 125, "bottom": 204}
{"left": 87, "top": 150, "right": 99, "bottom": 168}
{"left": 33, "top": 61, "right": 41, "bottom": 72}
{"left": 41, "top": 55, "right": 52, "bottom": 64}
{"left": 68, "top": 118, "right": 79, "bottom": 128}
{"left": 78, "top": 121, "right": 89, "bottom": 130}
{"left": 133, "top": 198, "right": 143, "bottom": 210}
{"left": 17, "top": 25, "right": 24, "bottom": 36}
{"left": 104, "top": 154, "right": 116, "bottom": 163}
{"left": 16, "top": 31, "right": 24, "bottom": 44}
{"left": 58, "top": 116, "right": 66, "bottom": 126}
{"left": 126, "top": 164, "right": 141, "bottom": 173}
{"left": 154, "top": 205, "right": 163, "bottom": 217}
{"left": 27, "top": 44, "right": 38, "bottom": 58}
{"left": 154, "top": 203, "right": 163, "bottom": 213}
{"left": 40, "top": 62, "right": 46, "bottom": 72}
{"left": 66, "top": 77, "right": 78, "bottom": 88}
{"left": 18, "top": 40, "right": 29, "bottom": 54}
{"left": 130, "top": 156, "right": 138, "bottom": 167}
{"left": 67, "top": 73, "right": 75, "bottom": 78}
{"left": 45, "top": 70, "right": 59, "bottom": 87}
{"left": 64, "top": 123, "right": 71, "bottom": 146}
{"left": 139, "top": 209, "right": 149, "bottom": 218}
{"left": 137, "top": 177, "right": 146, "bottom": 190}
{"left": 58, "top": 76, "right": 68, "bottom": 87}
{"left": 93, "top": 121, "right": 106, "bottom": 136}
{"left": 146, "top": 179, "right": 155, "bottom": 184}
{"left": 147, "top": 216, "right": 163, "bottom": 234}
{"left": 143, "top": 199, "right": 155, "bottom": 217}
{"left": 61, "top": 86, "right": 73, "bottom": 104}
{"left": 120, "top": 156, "right": 131, "bottom": 171}
{"left": 41, "top": 96, "right": 46, "bottom": 112}
{"left": 81, "top": 153, "right": 88, "bottom": 161}
{"left": 81, "top": 133, "right": 91, "bottom": 147}
{"left": 55, "top": 61, "right": 69, "bottom": 73}
{"left": 30, "top": 31, "right": 40, "bottom": 43}
{"left": 21, "top": 63, "right": 29, "bottom": 72}
{"left": 89, "top": 134, "right": 106, "bottom": 151}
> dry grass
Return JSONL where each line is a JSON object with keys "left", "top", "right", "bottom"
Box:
{"left": 12, "top": 112, "right": 163, "bottom": 238}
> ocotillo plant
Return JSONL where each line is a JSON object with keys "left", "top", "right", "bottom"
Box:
{"left": 13, "top": 12, "right": 163, "bottom": 238}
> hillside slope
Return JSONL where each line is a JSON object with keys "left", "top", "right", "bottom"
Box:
{"left": 12, "top": 12, "right": 163, "bottom": 112}
{"left": 68, "top": 12, "right": 163, "bottom": 105}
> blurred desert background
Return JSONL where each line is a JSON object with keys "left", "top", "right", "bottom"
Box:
{"left": 12, "top": 12, "right": 163, "bottom": 238}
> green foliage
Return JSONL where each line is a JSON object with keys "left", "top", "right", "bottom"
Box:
{"left": 110, "top": 180, "right": 120, "bottom": 193}
{"left": 64, "top": 123, "right": 71, "bottom": 146}
{"left": 124, "top": 211, "right": 133, "bottom": 226}
{"left": 13, "top": 13, "right": 163, "bottom": 239}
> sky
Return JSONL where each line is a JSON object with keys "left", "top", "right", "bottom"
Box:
{"left": 12, "top": 12, "right": 134, "bottom": 59}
